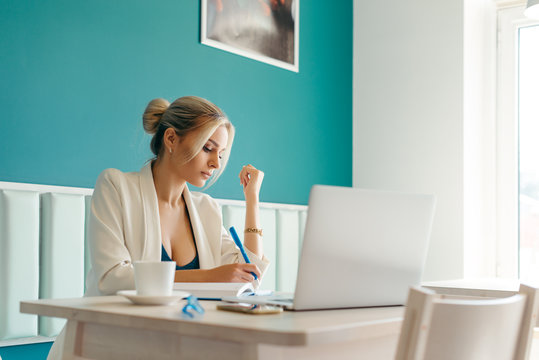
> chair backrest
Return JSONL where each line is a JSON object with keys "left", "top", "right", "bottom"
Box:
{"left": 395, "top": 284, "right": 539, "bottom": 360}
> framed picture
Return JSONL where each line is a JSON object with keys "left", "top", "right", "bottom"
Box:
{"left": 201, "top": 0, "right": 299, "bottom": 72}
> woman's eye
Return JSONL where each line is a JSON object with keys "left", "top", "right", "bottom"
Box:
{"left": 204, "top": 146, "right": 223, "bottom": 159}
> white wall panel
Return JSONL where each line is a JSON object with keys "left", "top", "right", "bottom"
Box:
{"left": 84, "top": 195, "right": 92, "bottom": 287}
{"left": 298, "top": 210, "right": 308, "bottom": 259}
{"left": 276, "top": 210, "right": 300, "bottom": 292}
{"left": 0, "top": 190, "right": 40, "bottom": 340}
{"left": 221, "top": 205, "right": 245, "bottom": 236}
{"left": 39, "top": 193, "right": 85, "bottom": 337}
{"left": 259, "top": 209, "right": 277, "bottom": 291}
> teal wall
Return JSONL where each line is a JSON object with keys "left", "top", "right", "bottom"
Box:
{"left": 0, "top": 0, "right": 352, "bottom": 205}
{"left": 0, "top": 342, "right": 52, "bottom": 360}
{"left": 0, "top": 0, "right": 351, "bottom": 357}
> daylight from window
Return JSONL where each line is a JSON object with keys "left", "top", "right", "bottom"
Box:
{"left": 518, "top": 25, "right": 539, "bottom": 283}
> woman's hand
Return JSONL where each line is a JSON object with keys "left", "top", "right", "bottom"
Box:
{"left": 239, "top": 164, "right": 264, "bottom": 203}
{"left": 207, "top": 263, "right": 261, "bottom": 282}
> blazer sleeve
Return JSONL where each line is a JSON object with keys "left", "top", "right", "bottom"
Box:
{"left": 87, "top": 170, "right": 135, "bottom": 295}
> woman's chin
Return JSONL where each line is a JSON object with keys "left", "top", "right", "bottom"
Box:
{"left": 189, "top": 179, "right": 207, "bottom": 188}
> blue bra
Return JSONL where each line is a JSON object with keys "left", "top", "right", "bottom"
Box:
{"left": 160, "top": 198, "right": 200, "bottom": 270}
{"left": 161, "top": 245, "right": 200, "bottom": 270}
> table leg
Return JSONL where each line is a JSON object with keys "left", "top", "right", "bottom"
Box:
{"left": 61, "top": 320, "right": 86, "bottom": 360}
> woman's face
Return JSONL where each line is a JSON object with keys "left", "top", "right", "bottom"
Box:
{"left": 176, "top": 125, "right": 229, "bottom": 187}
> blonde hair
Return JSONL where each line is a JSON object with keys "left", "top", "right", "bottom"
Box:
{"left": 142, "top": 96, "right": 235, "bottom": 188}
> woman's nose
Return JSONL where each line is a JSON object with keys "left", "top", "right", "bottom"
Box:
{"left": 209, "top": 153, "right": 220, "bottom": 169}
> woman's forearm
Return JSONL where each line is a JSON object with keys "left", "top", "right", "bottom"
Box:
{"left": 243, "top": 197, "right": 263, "bottom": 257}
{"left": 174, "top": 264, "right": 261, "bottom": 282}
{"left": 238, "top": 164, "right": 265, "bottom": 259}
{"left": 174, "top": 269, "right": 210, "bottom": 282}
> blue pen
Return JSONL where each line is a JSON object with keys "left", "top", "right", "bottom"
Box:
{"left": 229, "top": 226, "right": 258, "bottom": 281}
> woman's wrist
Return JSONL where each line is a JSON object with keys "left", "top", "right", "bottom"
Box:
{"left": 244, "top": 227, "right": 263, "bottom": 237}
{"left": 245, "top": 194, "right": 259, "bottom": 206}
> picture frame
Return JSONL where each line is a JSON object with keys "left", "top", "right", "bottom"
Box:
{"left": 201, "top": 0, "right": 299, "bottom": 72}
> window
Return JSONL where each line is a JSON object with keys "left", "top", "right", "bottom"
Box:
{"left": 496, "top": 4, "right": 539, "bottom": 280}
{"left": 517, "top": 24, "right": 539, "bottom": 282}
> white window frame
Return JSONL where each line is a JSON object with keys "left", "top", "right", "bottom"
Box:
{"left": 495, "top": 2, "right": 539, "bottom": 278}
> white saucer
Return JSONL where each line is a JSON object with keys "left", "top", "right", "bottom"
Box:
{"left": 117, "top": 290, "right": 190, "bottom": 305}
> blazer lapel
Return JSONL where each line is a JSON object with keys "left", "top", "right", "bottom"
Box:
{"left": 183, "top": 187, "right": 216, "bottom": 269}
{"left": 139, "top": 162, "right": 162, "bottom": 260}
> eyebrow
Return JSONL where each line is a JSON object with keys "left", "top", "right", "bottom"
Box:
{"left": 207, "top": 139, "right": 223, "bottom": 149}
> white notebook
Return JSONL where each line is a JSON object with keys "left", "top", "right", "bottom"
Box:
{"left": 173, "top": 282, "right": 254, "bottom": 300}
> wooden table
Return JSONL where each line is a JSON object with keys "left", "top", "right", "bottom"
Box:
{"left": 20, "top": 296, "right": 404, "bottom": 360}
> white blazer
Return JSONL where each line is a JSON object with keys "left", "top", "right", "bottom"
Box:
{"left": 49, "top": 163, "right": 270, "bottom": 359}
{"left": 85, "top": 162, "right": 270, "bottom": 296}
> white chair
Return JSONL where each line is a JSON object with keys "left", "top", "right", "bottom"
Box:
{"left": 395, "top": 284, "right": 539, "bottom": 360}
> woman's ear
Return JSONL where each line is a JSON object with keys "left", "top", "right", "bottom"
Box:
{"left": 163, "top": 128, "right": 178, "bottom": 150}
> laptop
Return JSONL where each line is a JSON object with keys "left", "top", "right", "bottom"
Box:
{"left": 223, "top": 185, "right": 436, "bottom": 310}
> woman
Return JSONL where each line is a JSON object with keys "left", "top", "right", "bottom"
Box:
{"left": 47, "top": 96, "right": 268, "bottom": 358}
{"left": 85, "top": 95, "right": 269, "bottom": 295}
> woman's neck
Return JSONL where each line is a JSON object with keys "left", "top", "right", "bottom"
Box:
{"left": 151, "top": 158, "right": 186, "bottom": 208}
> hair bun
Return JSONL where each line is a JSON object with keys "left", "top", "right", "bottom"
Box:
{"left": 142, "top": 98, "right": 170, "bottom": 135}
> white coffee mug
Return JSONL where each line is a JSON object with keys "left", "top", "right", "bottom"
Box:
{"left": 133, "top": 261, "right": 176, "bottom": 296}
